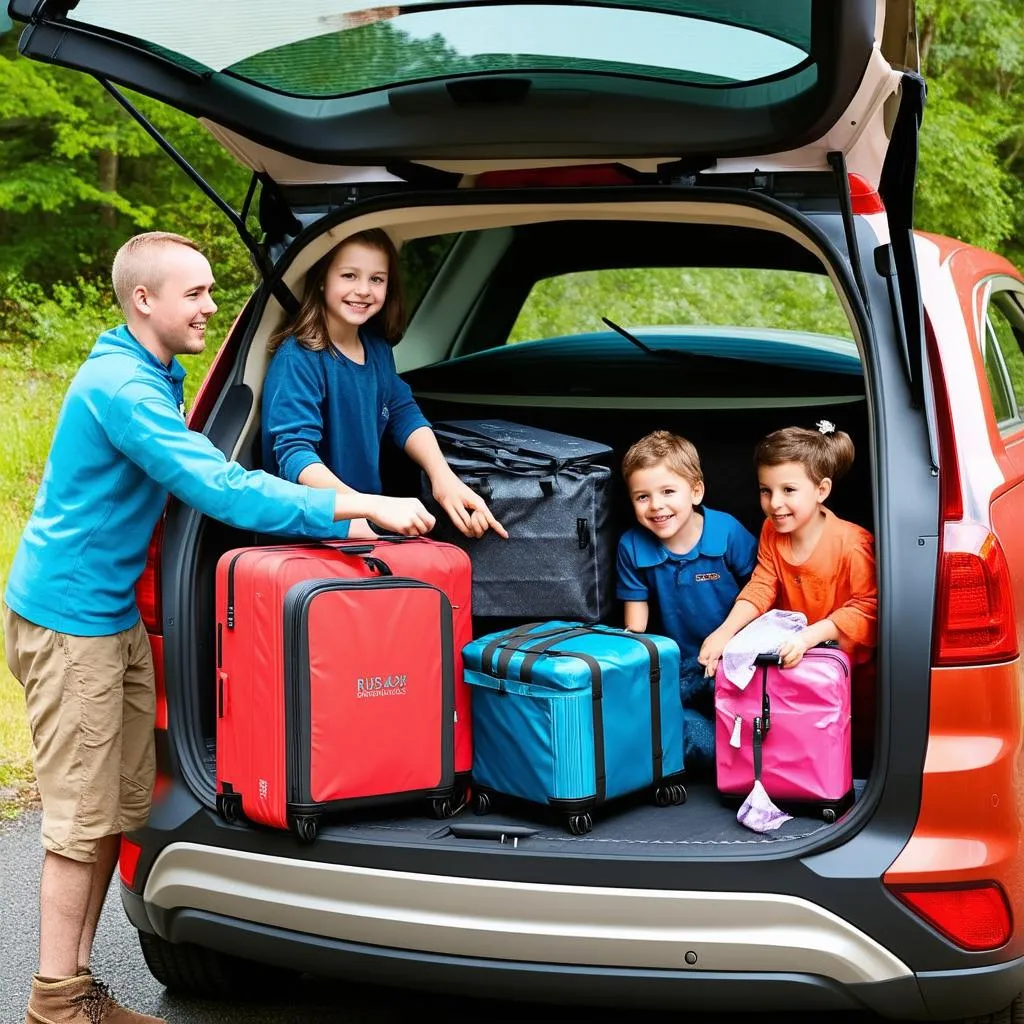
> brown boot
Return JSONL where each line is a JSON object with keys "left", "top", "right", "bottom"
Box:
{"left": 26, "top": 973, "right": 166, "bottom": 1023}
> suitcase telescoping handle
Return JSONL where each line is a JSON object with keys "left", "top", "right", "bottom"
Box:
{"left": 751, "top": 653, "right": 782, "bottom": 782}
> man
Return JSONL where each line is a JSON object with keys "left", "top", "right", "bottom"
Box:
{"left": 3, "top": 232, "right": 435, "bottom": 1023}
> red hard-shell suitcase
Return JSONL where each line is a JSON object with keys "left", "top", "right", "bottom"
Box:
{"left": 214, "top": 538, "right": 472, "bottom": 841}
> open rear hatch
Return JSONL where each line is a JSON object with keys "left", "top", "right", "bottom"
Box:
{"left": 13, "top": 0, "right": 915, "bottom": 179}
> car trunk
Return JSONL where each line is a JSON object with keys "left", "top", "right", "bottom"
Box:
{"left": 158, "top": 189, "right": 928, "bottom": 865}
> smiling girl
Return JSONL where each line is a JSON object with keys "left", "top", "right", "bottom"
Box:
{"left": 262, "top": 230, "right": 506, "bottom": 539}
{"left": 698, "top": 422, "right": 877, "bottom": 677}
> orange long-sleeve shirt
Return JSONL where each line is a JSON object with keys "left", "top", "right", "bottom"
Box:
{"left": 737, "top": 507, "right": 878, "bottom": 666}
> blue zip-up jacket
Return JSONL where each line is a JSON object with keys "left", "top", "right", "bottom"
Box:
{"left": 5, "top": 326, "right": 349, "bottom": 636}
{"left": 261, "top": 332, "right": 430, "bottom": 494}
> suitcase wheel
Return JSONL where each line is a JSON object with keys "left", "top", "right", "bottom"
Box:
{"left": 472, "top": 791, "right": 492, "bottom": 816}
{"left": 291, "top": 815, "right": 319, "bottom": 843}
{"left": 567, "top": 812, "right": 593, "bottom": 836}
{"left": 216, "top": 793, "right": 244, "bottom": 825}
{"left": 822, "top": 807, "right": 837, "bottom": 824}
{"left": 654, "top": 783, "right": 687, "bottom": 808}
{"left": 431, "top": 797, "right": 456, "bottom": 819}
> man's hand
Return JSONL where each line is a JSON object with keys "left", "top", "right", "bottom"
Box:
{"left": 366, "top": 495, "right": 436, "bottom": 537}
{"left": 431, "top": 470, "right": 508, "bottom": 539}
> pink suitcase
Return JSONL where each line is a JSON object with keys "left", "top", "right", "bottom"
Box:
{"left": 715, "top": 646, "right": 853, "bottom": 821}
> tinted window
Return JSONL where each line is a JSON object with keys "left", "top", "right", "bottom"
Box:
{"left": 508, "top": 267, "right": 853, "bottom": 343}
{"left": 69, "top": 2, "right": 811, "bottom": 96}
{"left": 987, "top": 291, "right": 1024, "bottom": 426}
{"left": 400, "top": 234, "right": 459, "bottom": 315}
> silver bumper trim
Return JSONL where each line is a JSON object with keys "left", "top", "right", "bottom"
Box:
{"left": 144, "top": 843, "right": 911, "bottom": 984}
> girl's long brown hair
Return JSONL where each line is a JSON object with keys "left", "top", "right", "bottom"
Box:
{"left": 267, "top": 229, "right": 406, "bottom": 358}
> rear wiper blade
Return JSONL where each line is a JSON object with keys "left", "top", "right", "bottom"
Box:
{"left": 601, "top": 317, "right": 667, "bottom": 357}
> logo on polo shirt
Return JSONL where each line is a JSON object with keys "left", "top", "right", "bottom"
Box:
{"left": 694, "top": 572, "right": 721, "bottom": 582}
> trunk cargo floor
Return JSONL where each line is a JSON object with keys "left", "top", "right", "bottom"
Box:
{"left": 204, "top": 740, "right": 860, "bottom": 856}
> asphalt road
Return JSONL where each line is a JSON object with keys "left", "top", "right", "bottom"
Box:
{"left": 1, "top": 809, "right": 885, "bottom": 1024}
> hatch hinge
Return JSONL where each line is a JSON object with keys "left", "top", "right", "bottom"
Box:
{"left": 656, "top": 157, "right": 718, "bottom": 186}
{"left": 99, "top": 80, "right": 299, "bottom": 316}
{"left": 879, "top": 72, "right": 928, "bottom": 411}
{"left": 826, "top": 150, "right": 871, "bottom": 320}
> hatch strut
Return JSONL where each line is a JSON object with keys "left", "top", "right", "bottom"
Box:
{"left": 826, "top": 151, "right": 871, "bottom": 318}
{"left": 99, "top": 80, "right": 299, "bottom": 316}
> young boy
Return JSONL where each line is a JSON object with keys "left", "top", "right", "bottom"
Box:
{"left": 616, "top": 431, "right": 758, "bottom": 769}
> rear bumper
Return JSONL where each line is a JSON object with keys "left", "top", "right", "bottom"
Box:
{"left": 123, "top": 889, "right": 1023, "bottom": 1020}
{"left": 120, "top": 841, "right": 1024, "bottom": 1019}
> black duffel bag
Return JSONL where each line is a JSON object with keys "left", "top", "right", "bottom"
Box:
{"left": 422, "top": 419, "right": 615, "bottom": 621}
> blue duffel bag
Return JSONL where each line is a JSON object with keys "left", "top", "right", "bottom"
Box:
{"left": 463, "top": 621, "right": 687, "bottom": 834}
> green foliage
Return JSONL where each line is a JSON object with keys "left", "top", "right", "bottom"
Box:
{"left": 509, "top": 268, "right": 853, "bottom": 343}
{"left": 0, "top": 28, "right": 257, "bottom": 308}
{"left": 914, "top": 0, "right": 1024, "bottom": 262}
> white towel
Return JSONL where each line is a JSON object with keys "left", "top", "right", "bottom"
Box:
{"left": 721, "top": 609, "right": 808, "bottom": 690}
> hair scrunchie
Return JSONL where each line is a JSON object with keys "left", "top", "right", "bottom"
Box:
{"left": 816, "top": 419, "right": 836, "bottom": 435}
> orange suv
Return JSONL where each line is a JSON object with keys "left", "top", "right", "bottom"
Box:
{"left": 9, "top": 0, "right": 1024, "bottom": 1020}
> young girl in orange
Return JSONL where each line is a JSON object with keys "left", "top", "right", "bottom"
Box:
{"left": 698, "top": 422, "right": 877, "bottom": 677}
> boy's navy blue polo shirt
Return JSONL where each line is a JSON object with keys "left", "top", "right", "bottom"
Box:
{"left": 616, "top": 507, "right": 758, "bottom": 659}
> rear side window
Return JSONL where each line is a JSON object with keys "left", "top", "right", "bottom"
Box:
{"left": 508, "top": 267, "right": 854, "bottom": 343}
{"left": 982, "top": 289, "right": 1024, "bottom": 431}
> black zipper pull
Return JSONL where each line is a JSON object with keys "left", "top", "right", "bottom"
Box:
{"left": 576, "top": 518, "right": 590, "bottom": 550}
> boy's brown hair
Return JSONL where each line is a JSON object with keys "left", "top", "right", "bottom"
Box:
{"left": 111, "top": 231, "right": 201, "bottom": 316}
{"left": 267, "top": 228, "right": 406, "bottom": 358}
{"left": 622, "top": 430, "right": 704, "bottom": 489}
{"left": 754, "top": 423, "right": 855, "bottom": 484}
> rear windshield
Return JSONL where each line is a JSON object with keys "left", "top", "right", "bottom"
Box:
{"left": 509, "top": 268, "right": 854, "bottom": 344}
{"left": 68, "top": 1, "right": 811, "bottom": 97}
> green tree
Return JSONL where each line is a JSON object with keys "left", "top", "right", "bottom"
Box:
{"left": 914, "top": 0, "right": 1024, "bottom": 261}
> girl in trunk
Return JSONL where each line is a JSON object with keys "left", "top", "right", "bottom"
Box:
{"left": 262, "top": 229, "right": 507, "bottom": 541}
{"left": 697, "top": 421, "right": 877, "bottom": 676}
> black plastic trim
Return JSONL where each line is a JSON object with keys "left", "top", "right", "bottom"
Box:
{"left": 148, "top": 906, "right": 934, "bottom": 1017}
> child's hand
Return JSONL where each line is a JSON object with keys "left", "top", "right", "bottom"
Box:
{"left": 432, "top": 471, "right": 509, "bottom": 540}
{"left": 698, "top": 629, "right": 729, "bottom": 678}
{"left": 776, "top": 630, "right": 816, "bottom": 669}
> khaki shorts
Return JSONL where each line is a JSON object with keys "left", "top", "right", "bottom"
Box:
{"left": 4, "top": 606, "right": 156, "bottom": 863}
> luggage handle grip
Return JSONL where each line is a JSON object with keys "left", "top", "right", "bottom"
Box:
{"left": 755, "top": 652, "right": 783, "bottom": 667}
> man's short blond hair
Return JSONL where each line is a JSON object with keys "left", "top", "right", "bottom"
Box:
{"left": 111, "top": 231, "right": 201, "bottom": 315}
{"left": 622, "top": 430, "right": 704, "bottom": 489}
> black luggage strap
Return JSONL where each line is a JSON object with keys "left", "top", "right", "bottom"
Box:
{"left": 751, "top": 653, "right": 778, "bottom": 784}
{"left": 486, "top": 626, "right": 594, "bottom": 680}
{"left": 479, "top": 622, "right": 577, "bottom": 676}
{"left": 579, "top": 625, "right": 664, "bottom": 783}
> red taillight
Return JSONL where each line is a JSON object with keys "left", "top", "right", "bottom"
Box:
{"left": 119, "top": 836, "right": 143, "bottom": 890}
{"left": 935, "top": 522, "right": 1018, "bottom": 666}
{"left": 888, "top": 882, "right": 1012, "bottom": 951}
{"left": 476, "top": 163, "right": 636, "bottom": 189}
{"left": 848, "top": 172, "right": 885, "bottom": 214}
{"left": 135, "top": 516, "right": 164, "bottom": 633}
